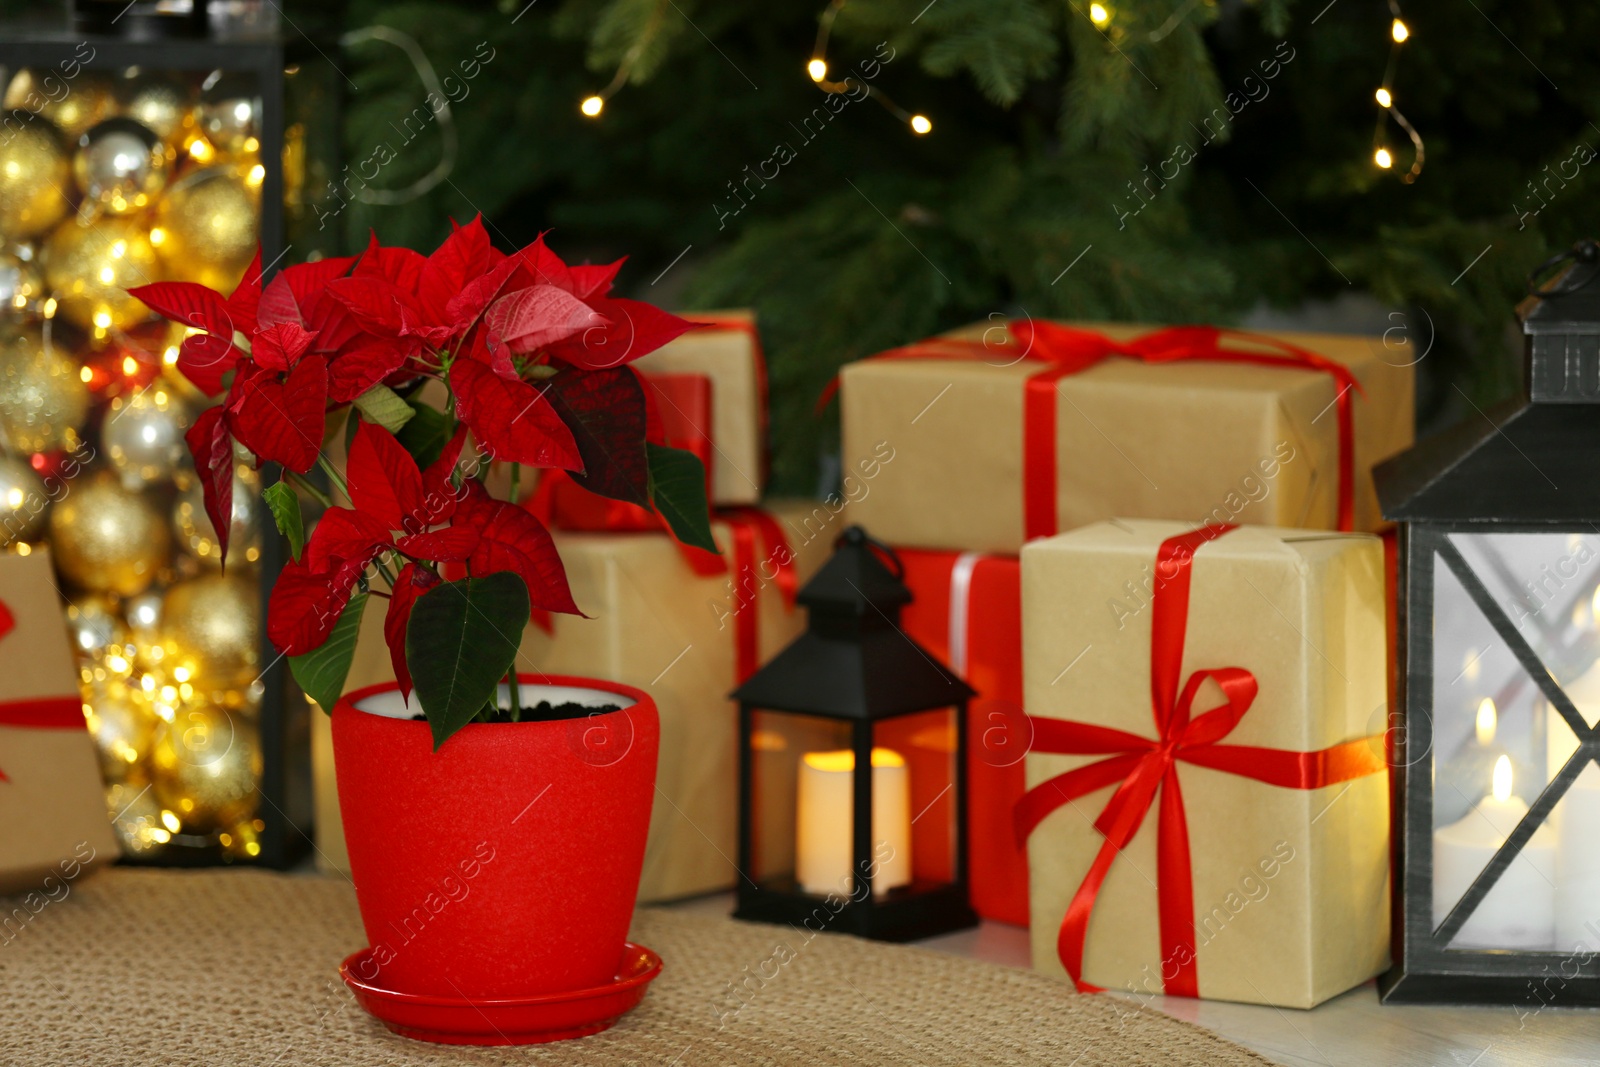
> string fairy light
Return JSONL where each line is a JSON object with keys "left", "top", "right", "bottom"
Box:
{"left": 809, "top": 0, "right": 932, "bottom": 135}
{"left": 576, "top": 1, "right": 669, "bottom": 118}
{"left": 1371, "top": 0, "right": 1423, "bottom": 182}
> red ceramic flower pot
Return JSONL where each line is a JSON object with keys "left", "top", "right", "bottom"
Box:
{"left": 331, "top": 675, "right": 658, "bottom": 1000}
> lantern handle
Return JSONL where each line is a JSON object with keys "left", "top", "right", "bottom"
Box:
{"left": 836, "top": 525, "right": 905, "bottom": 582}
{"left": 1527, "top": 239, "right": 1600, "bottom": 299}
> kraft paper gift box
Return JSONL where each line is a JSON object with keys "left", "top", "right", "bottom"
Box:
{"left": 632, "top": 310, "right": 766, "bottom": 506}
{"left": 840, "top": 320, "right": 1414, "bottom": 554}
{"left": 315, "top": 501, "right": 834, "bottom": 902}
{"left": 1019, "top": 520, "right": 1390, "bottom": 1008}
{"left": 894, "top": 548, "right": 1029, "bottom": 927}
{"left": 0, "top": 549, "right": 117, "bottom": 894}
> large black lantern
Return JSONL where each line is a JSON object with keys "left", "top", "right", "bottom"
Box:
{"left": 0, "top": 19, "right": 339, "bottom": 869}
{"left": 732, "top": 527, "right": 979, "bottom": 941}
{"left": 1377, "top": 242, "right": 1600, "bottom": 1003}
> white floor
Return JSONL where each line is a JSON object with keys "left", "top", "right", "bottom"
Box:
{"left": 664, "top": 894, "right": 1600, "bottom": 1067}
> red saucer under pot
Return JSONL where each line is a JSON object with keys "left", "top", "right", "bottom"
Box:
{"left": 331, "top": 675, "right": 661, "bottom": 1042}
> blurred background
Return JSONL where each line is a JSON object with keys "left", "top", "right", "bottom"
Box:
{"left": 6, "top": 0, "right": 1589, "bottom": 493}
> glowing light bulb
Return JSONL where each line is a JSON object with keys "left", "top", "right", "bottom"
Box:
{"left": 163, "top": 346, "right": 179, "bottom": 366}
{"left": 1375, "top": 87, "right": 1392, "bottom": 108}
{"left": 42, "top": 297, "right": 56, "bottom": 319}
{"left": 79, "top": 366, "right": 93, "bottom": 383}
{"left": 93, "top": 311, "right": 112, "bottom": 329}
{"left": 1374, "top": 147, "right": 1393, "bottom": 169}
{"left": 808, "top": 58, "right": 828, "bottom": 82}
{"left": 910, "top": 114, "right": 932, "bottom": 135}
{"left": 122, "top": 355, "right": 138, "bottom": 377}
{"left": 1089, "top": 2, "right": 1110, "bottom": 24}
{"left": 1391, "top": 18, "right": 1409, "bottom": 42}
{"left": 1492, "top": 754, "right": 1512, "bottom": 804}
{"left": 247, "top": 163, "right": 265, "bottom": 186}
{"left": 580, "top": 95, "right": 604, "bottom": 118}
{"left": 1476, "top": 698, "right": 1497, "bottom": 746}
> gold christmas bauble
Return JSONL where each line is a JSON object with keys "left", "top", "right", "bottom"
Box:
{"left": 0, "top": 325, "right": 88, "bottom": 453}
{"left": 4, "top": 71, "right": 114, "bottom": 140}
{"left": 74, "top": 117, "right": 171, "bottom": 215}
{"left": 159, "top": 573, "right": 260, "bottom": 691}
{"left": 85, "top": 682, "right": 156, "bottom": 785}
{"left": 64, "top": 597, "right": 124, "bottom": 660}
{"left": 173, "top": 462, "right": 260, "bottom": 567}
{"left": 42, "top": 215, "right": 159, "bottom": 332}
{"left": 0, "top": 451, "right": 47, "bottom": 543}
{"left": 151, "top": 704, "right": 260, "bottom": 832}
{"left": 104, "top": 386, "right": 189, "bottom": 486}
{"left": 0, "top": 247, "right": 45, "bottom": 316}
{"left": 49, "top": 471, "right": 171, "bottom": 595}
{"left": 124, "top": 589, "right": 163, "bottom": 640}
{"left": 106, "top": 780, "right": 168, "bottom": 855}
{"left": 153, "top": 166, "right": 258, "bottom": 293}
{"left": 0, "top": 117, "right": 70, "bottom": 240}
{"left": 197, "top": 78, "right": 259, "bottom": 160}
{"left": 119, "top": 76, "right": 194, "bottom": 145}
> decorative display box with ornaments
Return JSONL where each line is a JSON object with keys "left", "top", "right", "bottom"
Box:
{"left": 1377, "top": 243, "right": 1600, "bottom": 1004}
{"left": 1019, "top": 520, "right": 1391, "bottom": 1008}
{"left": 0, "top": 28, "right": 337, "bottom": 865}
{"left": 839, "top": 319, "right": 1415, "bottom": 553}
{"left": 138, "top": 214, "right": 715, "bottom": 1044}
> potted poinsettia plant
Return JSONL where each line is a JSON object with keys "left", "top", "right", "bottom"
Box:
{"left": 130, "top": 217, "right": 717, "bottom": 1043}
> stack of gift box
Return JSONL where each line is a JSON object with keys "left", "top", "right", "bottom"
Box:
{"left": 313, "top": 312, "right": 843, "bottom": 903}
{"left": 835, "top": 318, "right": 1413, "bottom": 1007}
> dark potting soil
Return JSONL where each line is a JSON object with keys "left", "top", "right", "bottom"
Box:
{"left": 409, "top": 700, "right": 623, "bottom": 724}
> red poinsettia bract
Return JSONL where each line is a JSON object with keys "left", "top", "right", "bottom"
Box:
{"left": 132, "top": 217, "right": 709, "bottom": 744}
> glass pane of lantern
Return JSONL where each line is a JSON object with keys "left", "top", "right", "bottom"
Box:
{"left": 1431, "top": 533, "right": 1600, "bottom": 951}
{"left": 0, "top": 60, "right": 270, "bottom": 862}
{"left": 749, "top": 710, "right": 849, "bottom": 888}
{"left": 876, "top": 708, "right": 957, "bottom": 890}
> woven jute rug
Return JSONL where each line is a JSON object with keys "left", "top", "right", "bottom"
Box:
{"left": 0, "top": 869, "right": 1270, "bottom": 1065}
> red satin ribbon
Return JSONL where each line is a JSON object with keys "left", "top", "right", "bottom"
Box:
{"left": 1012, "top": 524, "right": 1385, "bottom": 996}
{"left": 826, "top": 321, "right": 1364, "bottom": 538}
{"left": 0, "top": 593, "right": 87, "bottom": 781}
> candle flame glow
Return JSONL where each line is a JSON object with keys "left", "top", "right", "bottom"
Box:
{"left": 1492, "top": 754, "right": 1512, "bottom": 804}
{"left": 1476, "top": 698, "right": 1497, "bottom": 746}
{"left": 803, "top": 747, "right": 906, "bottom": 773}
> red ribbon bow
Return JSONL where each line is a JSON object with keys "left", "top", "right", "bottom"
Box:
{"left": 827, "top": 321, "right": 1365, "bottom": 538}
{"left": 1013, "top": 524, "right": 1384, "bottom": 996}
{"left": 0, "top": 598, "right": 90, "bottom": 782}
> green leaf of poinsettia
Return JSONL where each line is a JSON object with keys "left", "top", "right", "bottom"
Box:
{"left": 406, "top": 572, "right": 528, "bottom": 750}
{"left": 647, "top": 442, "right": 718, "bottom": 553}
{"left": 395, "top": 402, "right": 451, "bottom": 472}
{"left": 290, "top": 591, "right": 367, "bottom": 714}
{"left": 352, "top": 383, "right": 417, "bottom": 434}
{"left": 262, "top": 480, "right": 305, "bottom": 561}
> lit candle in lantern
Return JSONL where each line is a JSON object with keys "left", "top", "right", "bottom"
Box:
{"left": 795, "top": 747, "right": 912, "bottom": 897}
{"left": 1549, "top": 652, "right": 1600, "bottom": 951}
{"left": 1433, "top": 755, "right": 1556, "bottom": 949}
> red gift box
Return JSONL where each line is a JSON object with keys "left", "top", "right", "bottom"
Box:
{"left": 889, "top": 548, "right": 1029, "bottom": 927}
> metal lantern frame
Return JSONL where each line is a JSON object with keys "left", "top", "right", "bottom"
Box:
{"left": 732, "top": 526, "right": 979, "bottom": 942}
{"left": 0, "top": 28, "right": 330, "bottom": 868}
{"left": 1378, "top": 246, "right": 1600, "bottom": 1003}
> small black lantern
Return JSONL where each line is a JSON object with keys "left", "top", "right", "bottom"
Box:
{"left": 732, "top": 527, "right": 979, "bottom": 941}
{"left": 1377, "top": 241, "right": 1600, "bottom": 1003}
